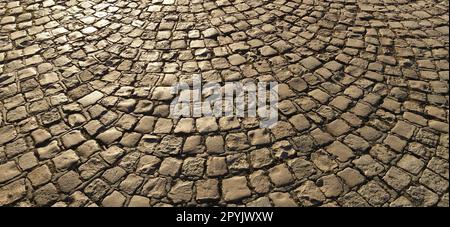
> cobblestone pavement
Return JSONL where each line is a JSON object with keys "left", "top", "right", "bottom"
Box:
{"left": 0, "top": 0, "right": 449, "bottom": 207}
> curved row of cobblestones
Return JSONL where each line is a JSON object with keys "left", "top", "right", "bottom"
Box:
{"left": 0, "top": 0, "right": 448, "bottom": 207}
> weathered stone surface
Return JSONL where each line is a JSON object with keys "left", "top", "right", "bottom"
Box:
{"left": 135, "top": 116, "right": 156, "bottom": 133}
{"left": 0, "top": 0, "right": 447, "bottom": 207}
{"left": 136, "top": 155, "right": 161, "bottom": 174}
{"left": 383, "top": 167, "right": 411, "bottom": 191}
{"left": 325, "top": 141, "right": 354, "bottom": 162}
{"left": 102, "top": 191, "right": 126, "bottom": 207}
{"left": 353, "top": 155, "right": 384, "bottom": 177}
{"left": 28, "top": 165, "right": 52, "bottom": 187}
{"left": 358, "top": 181, "right": 390, "bottom": 206}
{"left": 76, "top": 140, "right": 101, "bottom": 160}
{"left": 397, "top": 155, "right": 425, "bottom": 175}
{"left": 419, "top": 169, "right": 448, "bottom": 194}
{"left": 57, "top": 171, "right": 82, "bottom": 193}
{"left": 269, "top": 192, "right": 297, "bottom": 207}
{"left": 205, "top": 136, "right": 224, "bottom": 154}
{"left": 247, "top": 197, "right": 272, "bottom": 207}
{"left": 406, "top": 186, "right": 439, "bottom": 207}
{"left": 268, "top": 164, "right": 294, "bottom": 187}
{"left": 225, "top": 133, "right": 250, "bottom": 151}
{"left": 52, "top": 150, "right": 80, "bottom": 171}
{"left": 288, "top": 158, "right": 316, "bottom": 180}
{"left": 0, "top": 161, "right": 21, "bottom": 184}
{"left": 337, "top": 168, "right": 365, "bottom": 188}
{"left": 78, "top": 91, "right": 104, "bottom": 107}
{"left": 84, "top": 179, "right": 110, "bottom": 202}
{"left": 181, "top": 157, "right": 205, "bottom": 178}
{"left": 206, "top": 157, "right": 227, "bottom": 177}
{"left": 120, "top": 174, "right": 144, "bottom": 195}
{"left": 300, "top": 56, "right": 322, "bottom": 70}
{"left": 34, "top": 183, "right": 59, "bottom": 206}
{"left": 249, "top": 148, "right": 273, "bottom": 169}
{"left": 128, "top": 196, "right": 150, "bottom": 207}
{"left": 102, "top": 167, "right": 126, "bottom": 184}
{"left": 18, "top": 152, "right": 38, "bottom": 171}
{"left": 182, "top": 136, "right": 204, "bottom": 154}
{"left": 196, "top": 179, "right": 220, "bottom": 201}
{"left": 222, "top": 176, "right": 251, "bottom": 202}
{"left": 78, "top": 156, "right": 108, "bottom": 180}
{"left": 295, "top": 181, "right": 326, "bottom": 207}
{"left": 248, "top": 171, "right": 270, "bottom": 194}
{"left": 338, "top": 192, "right": 370, "bottom": 207}
{"left": 0, "top": 179, "right": 26, "bottom": 206}
{"left": 311, "top": 151, "right": 338, "bottom": 172}
{"left": 31, "top": 129, "right": 51, "bottom": 145}
{"left": 142, "top": 177, "right": 168, "bottom": 199}
{"left": 196, "top": 117, "right": 218, "bottom": 133}
{"left": 37, "top": 141, "right": 61, "bottom": 159}
{"left": 61, "top": 130, "right": 86, "bottom": 148}
{"left": 168, "top": 180, "right": 193, "bottom": 203}
{"left": 0, "top": 126, "right": 17, "bottom": 145}
{"left": 248, "top": 129, "right": 271, "bottom": 146}
{"left": 289, "top": 114, "right": 311, "bottom": 132}
{"left": 96, "top": 128, "right": 123, "bottom": 145}
{"left": 159, "top": 158, "right": 182, "bottom": 177}
{"left": 318, "top": 174, "right": 343, "bottom": 198}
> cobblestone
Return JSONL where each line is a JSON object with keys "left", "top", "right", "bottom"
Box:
{"left": 0, "top": 0, "right": 448, "bottom": 207}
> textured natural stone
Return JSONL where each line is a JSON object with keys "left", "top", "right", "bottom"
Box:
{"left": 206, "top": 157, "right": 228, "bottom": 177}
{"left": 196, "top": 179, "right": 220, "bottom": 201}
{"left": 37, "top": 141, "right": 61, "bottom": 159}
{"left": 269, "top": 192, "right": 297, "bottom": 207}
{"left": 159, "top": 158, "right": 182, "bottom": 177}
{"left": 18, "top": 152, "right": 38, "bottom": 171}
{"left": 0, "top": 161, "right": 21, "bottom": 184}
{"left": 96, "top": 128, "right": 123, "bottom": 145}
{"left": 397, "top": 155, "right": 425, "bottom": 174}
{"left": 102, "top": 191, "right": 126, "bottom": 207}
{"left": 0, "top": 0, "right": 448, "bottom": 208}
{"left": 196, "top": 117, "right": 218, "bottom": 133}
{"left": 295, "top": 181, "right": 326, "bottom": 207}
{"left": 61, "top": 130, "right": 86, "bottom": 148}
{"left": 318, "top": 174, "right": 343, "bottom": 198}
{"left": 128, "top": 196, "right": 150, "bottom": 207}
{"left": 181, "top": 157, "right": 205, "bottom": 178}
{"left": 34, "top": 183, "right": 59, "bottom": 206}
{"left": 353, "top": 155, "right": 384, "bottom": 177}
{"left": 249, "top": 171, "right": 271, "bottom": 194}
{"left": 383, "top": 167, "right": 411, "bottom": 191}
{"left": 358, "top": 181, "right": 390, "bottom": 206}
{"left": 168, "top": 180, "right": 193, "bottom": 203}
{"left": 288, "top": 158, "right": 316, "bottom": 180}
{"left": 249, "top": 148, "right": 273, "bottom": 169}
{"left": 337, "top": 168, "right": 365, "bottom": 188}
{"left": 268, "top": 164, "right": 294, "bottom": 187}
{"left": 0, "top": 179, "right": 26, "bottom": 206}
{"left": 28, "top": 165, "right": 52, "bottom": 187}
{"left": 0, "top": 126, "right": 17, "bottom": 145}
{"left": 222, "top": 176, "right": 251, "bottom": 202}
{"left": 57, "top": 171, "right": 82, "bottom": 193}
{"left": 325, "top": 141, "right": 354, "bottom": 162}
